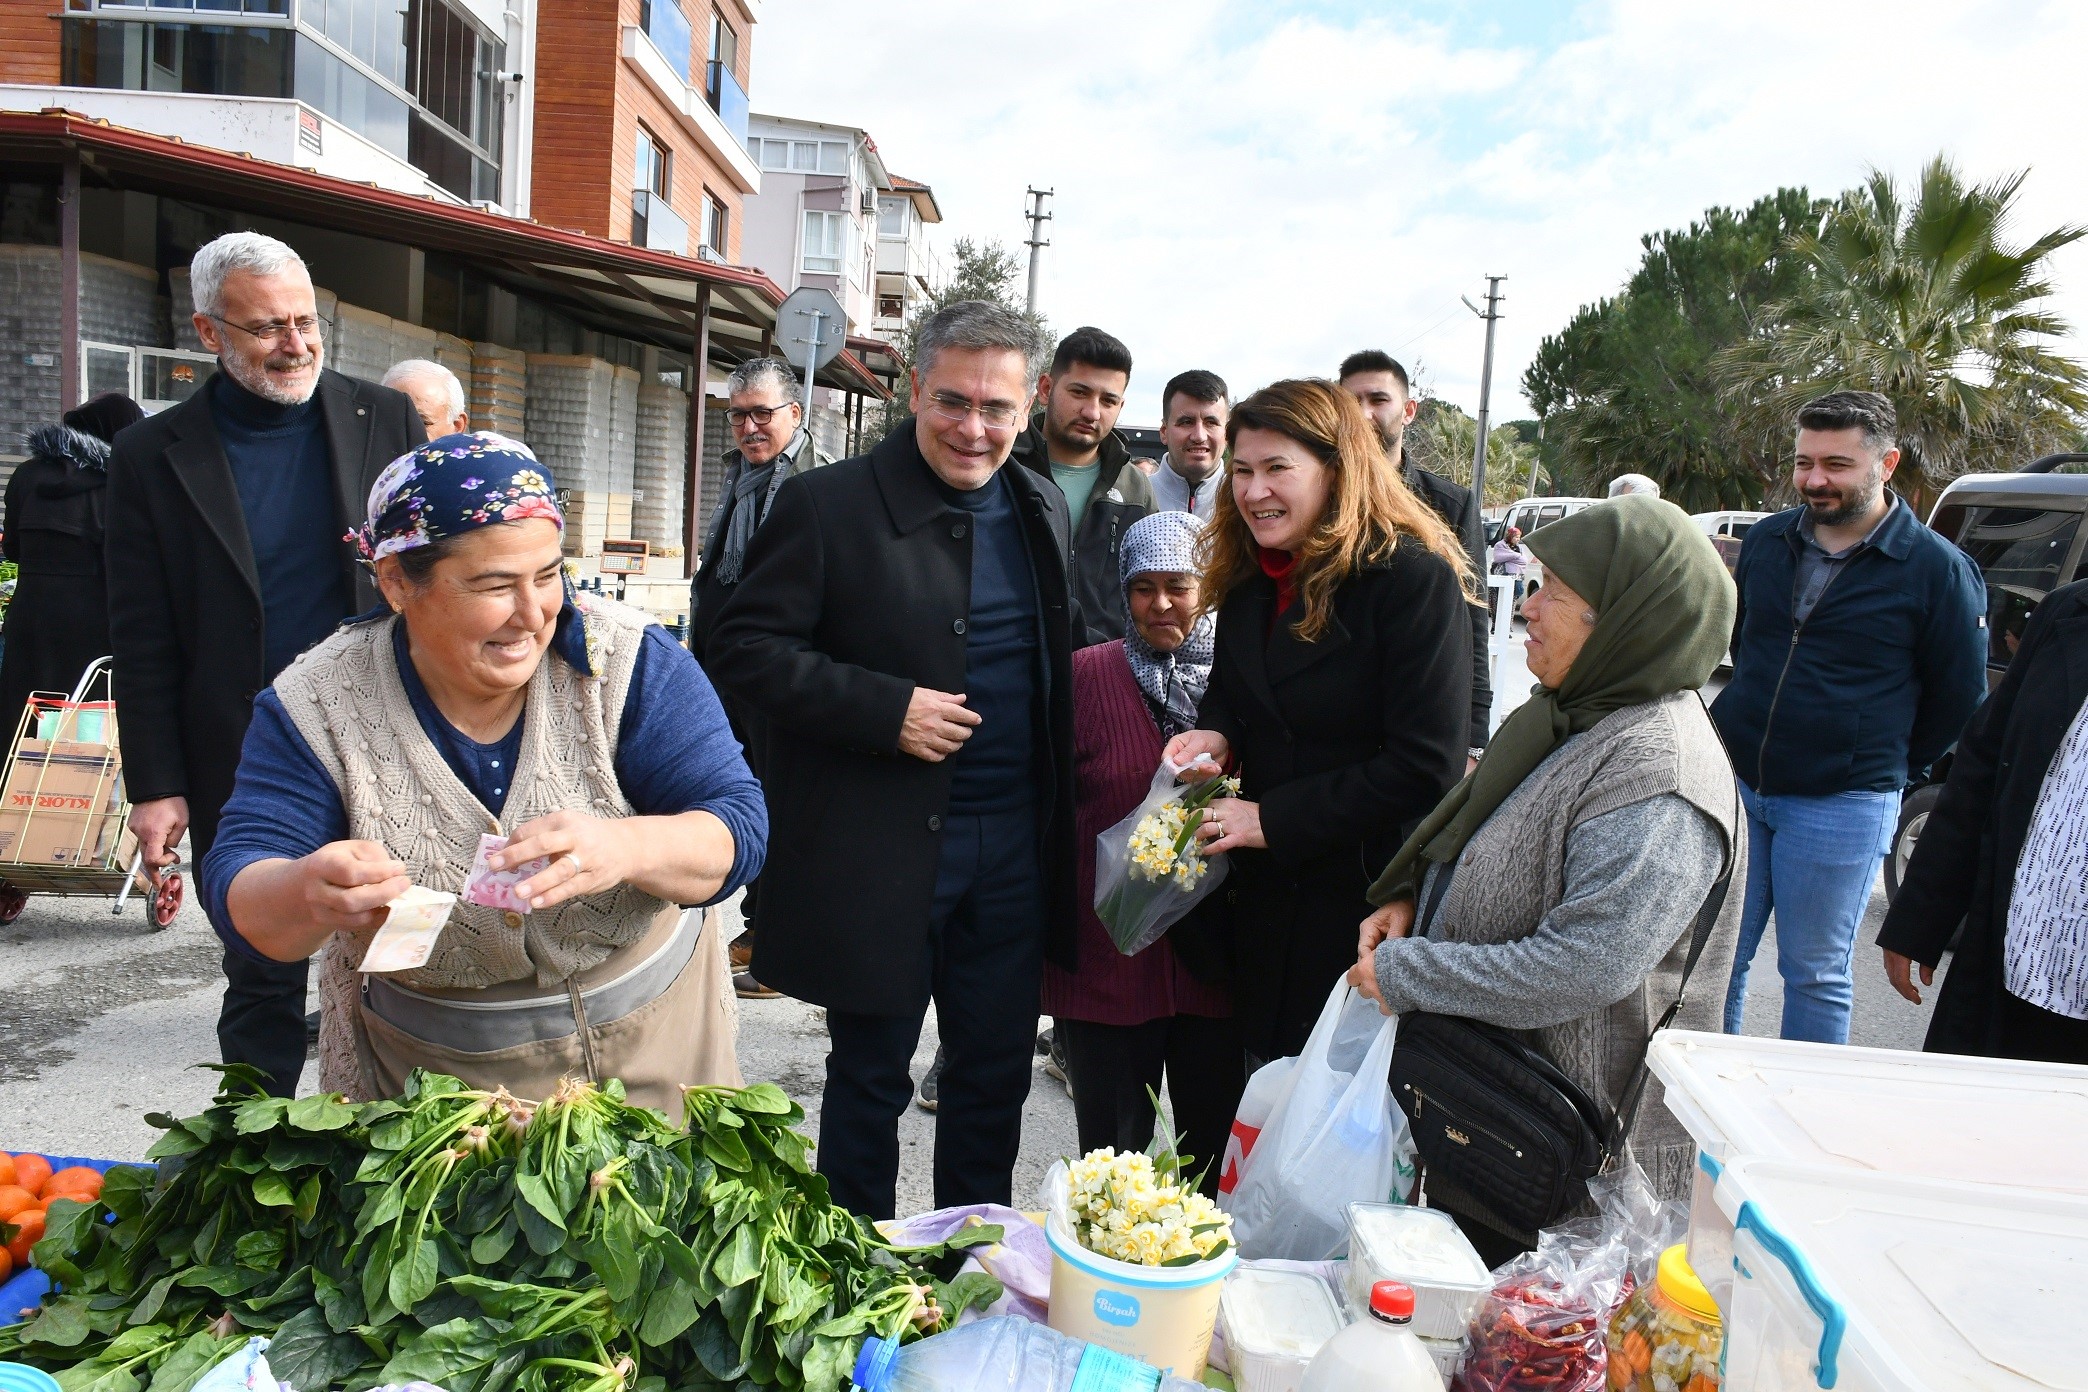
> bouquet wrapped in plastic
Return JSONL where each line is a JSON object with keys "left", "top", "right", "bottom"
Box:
{"left": 1093, "top": 756, "right": 1239, "bottom": 956}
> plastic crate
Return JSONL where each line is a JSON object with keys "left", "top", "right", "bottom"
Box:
{"left": 1, "top": 1155, "right": 142, "bottom": 1325}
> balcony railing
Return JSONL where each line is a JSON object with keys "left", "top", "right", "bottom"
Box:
{"left": 631, "top": 189, "right": 690, "bottom": 255}
{"left": 640, "top": 0, "right": 694, "bottom": 84}
{"left": 704, "top": 59, "right": 749, "bottom": 151}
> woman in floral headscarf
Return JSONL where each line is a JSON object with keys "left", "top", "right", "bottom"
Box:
{"left": 1040, "top": 510, "right": 1241, "bottom": 1188}
{"left": 200, "top": 433, "right": 767, "bottom": 1114}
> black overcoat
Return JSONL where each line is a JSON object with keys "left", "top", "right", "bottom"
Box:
{"left": 704, "top": 424, "right": 1079, "bottom": 1014}
{"left": 1199, "top": 550, "right": 1472, "bottom": 1061}
{"left": 1877, "top": 580, "right": 2088, "bottom": 1056}
{"left": 105, "top": 369, "right": 422, "bottom": 852}
{"left": 1, "top": 426, "right": 115, "bottom": 731}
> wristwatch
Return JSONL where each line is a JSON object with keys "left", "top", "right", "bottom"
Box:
{"left": 1467, "top": 747, "right": 1487, "bottom": 761}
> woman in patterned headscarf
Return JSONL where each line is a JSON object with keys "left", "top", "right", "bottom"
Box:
{"left": 199, "top": 432, "right": 767, "bottom": 1114}
{"left": 1040, "top": 510, "right": 1240, "bottom": 1187}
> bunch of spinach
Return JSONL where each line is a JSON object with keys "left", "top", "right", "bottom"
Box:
{"left": 0, "top": 1069, "right": 1003, "bottom": 1392}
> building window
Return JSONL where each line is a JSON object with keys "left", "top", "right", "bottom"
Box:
{"left": 63, "top": 20, "right": 295, "bottom": 99}
{"left": 878, "top": 294, "right": 904, "bottom": 321}
{"left": 802, "top": 210, "right": 844, "bottom": 274}
{"left": 635, "top": 124, "right": 671, "bottom": 197}
{"left": 877, "top": 195, "right": 906, "bottom": 239}
{"left": 702, "top": 191, "right": 729, "bottom": 258}
{"left": 708, "top": 8, "right": 737, "bottom": 74}
{"left": 638, "top": 0, "right": 693, "bottom": 83}
{"left": 752, "top": 138, "right": 848, "bottom": 175}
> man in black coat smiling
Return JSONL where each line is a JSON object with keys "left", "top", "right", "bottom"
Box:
{"left": 706, "top": 300, "right": 1076, "bottom": 1218}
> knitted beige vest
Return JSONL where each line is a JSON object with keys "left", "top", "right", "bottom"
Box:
{"left": 274, "top": 598, "right": 669, "bottom": 992}
{"left": 1427, "top": 691, "right": 1744, "bottom": 1201}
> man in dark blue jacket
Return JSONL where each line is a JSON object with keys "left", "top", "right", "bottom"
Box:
{"left": 1712, "top": 390, "right": 1986, "bottom": 1043}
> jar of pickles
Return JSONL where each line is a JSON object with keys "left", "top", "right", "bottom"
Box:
{"left": 1604, "top": 1245, "right": 1721, "bottom": 1392}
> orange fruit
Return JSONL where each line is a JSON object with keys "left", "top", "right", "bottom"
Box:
{"left": 0, "top": 1245, "right": 11, "bottom": 1281}
{"left": 0, "top": 1153, "right": 15, "bottom": 1187}
{"left": 7, "top": 1208, "right": 44, "bottom": 1266}
{"left": 0, "top": 1185, "right": 35, "bottom": 1222}
{"left": 10, "top": 1154, "right": 51, "bottom": 1196}
{"left": 41, "top": 1167, "right": 101, "bottom": 1202}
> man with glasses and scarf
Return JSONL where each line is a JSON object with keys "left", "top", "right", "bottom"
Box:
{"left": 706, "top": 300, "right": 1077, "bottom": 1218}
{"left": 107, "top": 231, "right": 422, "bottom": 1097}
{"left": 690, "top": 356, "right": 832, "bottom": 998}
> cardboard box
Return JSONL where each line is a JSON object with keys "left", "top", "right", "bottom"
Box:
{"left": 0, "top": 745, "right": 127, "bottom": 866}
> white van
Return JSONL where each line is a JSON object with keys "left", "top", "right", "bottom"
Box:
{"left": 1498, "top": 496, "right": 1599, "bottom": 539}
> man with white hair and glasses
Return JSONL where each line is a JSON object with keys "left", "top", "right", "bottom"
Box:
{"left": 107, "top": 230, "right": 423, "bottom": 1097}
{"left": 381, "top": 358, "right": 470, "bottom": 441}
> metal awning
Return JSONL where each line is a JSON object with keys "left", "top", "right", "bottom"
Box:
{"left": 0, "top": 107, "right": 891, "bottom": 398}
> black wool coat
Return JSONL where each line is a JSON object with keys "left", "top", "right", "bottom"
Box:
{"left": 1199, "top": 550, "right": 1473, "bottom": 1062}
{"left": 1, "top": 426, "right": 116, "bottom": 732}
{"left": 704, "top": 424, "right": 1079, "bottom": 1014}
{"left": 105, "top": 369, "right": 422, "bottom": 854}
{"left": 1877, "top": 580, "right": 2088, "bottom": 1056}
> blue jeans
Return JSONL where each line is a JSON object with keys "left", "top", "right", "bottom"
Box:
{"left": 1722, "top": 783, "right": 1900, "bottom": 1043}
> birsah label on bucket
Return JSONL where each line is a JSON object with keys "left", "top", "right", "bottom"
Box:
{"left": 464, "top": 832, "right": 550, "bottom": 912}
{"left": 359, "top": 886, "right": 456, "bottom": 973}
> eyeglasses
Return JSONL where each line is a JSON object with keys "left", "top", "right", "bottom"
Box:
{"left": 925, "top": 392, "right": 1022, "bottom": 430}
{"left": 725, "top": 403, "right": 798, "bottom": 427}
{"left": 208, "top": 313, "right": 330, "bottom": 348}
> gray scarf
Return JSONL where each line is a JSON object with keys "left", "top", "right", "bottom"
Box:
{"left": 1119, "top": 510, "right": 1215, "bottom": 738}
{"left": 706, "top": 428, "right": 809, "bottom": 585}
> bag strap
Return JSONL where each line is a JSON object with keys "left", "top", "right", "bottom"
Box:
{"left": 1606, "top": 719, "right": 1742, "bottom": 1156}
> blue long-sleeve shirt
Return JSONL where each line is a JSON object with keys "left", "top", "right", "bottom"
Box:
{"left": 201, "top": 621, "right": 767, "bottom": 962}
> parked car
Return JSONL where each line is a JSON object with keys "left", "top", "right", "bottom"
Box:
{"left": 1883, "top": 453, "right": 2088, "bottom": 902}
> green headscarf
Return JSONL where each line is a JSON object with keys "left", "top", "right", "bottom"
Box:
{"left": 1367, "top": 494, "right": 1737, "bottom": 905}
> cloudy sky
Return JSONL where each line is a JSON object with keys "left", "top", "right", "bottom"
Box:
{"left": 750, "top": 1, "right": 2088, "bottom": 426}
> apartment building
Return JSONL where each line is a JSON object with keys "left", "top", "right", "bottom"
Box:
{"left": 532, "top": 0, "right": 759, "bottom": 262}
{"left": 0, "top": 0, "right": 534, "bottom": 212}
{"left": 873, "top": 174, "right": 943, "bottom": 343}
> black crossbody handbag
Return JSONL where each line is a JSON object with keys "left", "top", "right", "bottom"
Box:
{"left": 1386, "top": 810, "right": 1734, "bottom": 1243}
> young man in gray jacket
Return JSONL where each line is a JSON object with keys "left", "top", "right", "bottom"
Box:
{"left": 1010, "top": 327, "right": 1154, "bottom": 646}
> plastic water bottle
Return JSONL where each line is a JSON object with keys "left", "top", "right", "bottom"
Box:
{"left": 1298, "top": 1281, "right": 1444, "bottom": 1392}
{"left": 851, "top": 1318, "right": 1208, "bottom": 1392}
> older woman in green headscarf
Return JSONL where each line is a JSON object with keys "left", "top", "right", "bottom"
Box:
{"left": 1348, "top": 495, "right": 1743, "bottom": 1242}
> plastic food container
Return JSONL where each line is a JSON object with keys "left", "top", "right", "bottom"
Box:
{"left": 1605, "top": 1246, "right": 1720, "bottom": 1392}
{"left": 1044, "top": 1211, "right": 1237, "bottom": 1378}
{"left": 1713, "top": 1155, "right": 2088, "bottom": 1390}
{"left": 1646, "top": 1029, "right": 2088, "bottom": 1317}
{"left": 1218, "top": 1266, "right": 1344, "bottom": 1392}
{"left": 1343, "top": 1203, "right": 1490, "bottom": 1342}
{"left": 1418, "top": 1338, "right": 1463, "bottom": 1383}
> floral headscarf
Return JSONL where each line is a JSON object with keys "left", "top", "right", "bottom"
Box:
{"left": 1119, "top": 510, "right": 1216, "bottom": 738}
{"left": 350, "top": 431, "right": 598, "bottom": 675}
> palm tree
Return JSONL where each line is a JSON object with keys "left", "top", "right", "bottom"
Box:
{"left": 1406, "top": 403, "right": 1534, "bottom": 507}
{"left": 1717, "top": 157, "right": 2088, "bottom": 500}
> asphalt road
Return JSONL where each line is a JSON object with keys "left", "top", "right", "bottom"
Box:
{"left": 0, "top": 622, "right": 1933, "bottom": 1194}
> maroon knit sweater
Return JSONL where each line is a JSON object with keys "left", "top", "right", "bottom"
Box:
{"left": 1040, "top": 641, "right": 1232, "bottom": 1025}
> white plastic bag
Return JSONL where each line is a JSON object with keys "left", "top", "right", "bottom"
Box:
{"left": 1092, "top": 757, "right": 1233, "bottom": 956}
{"left": 1218, "top": 981, "right": 1417, "bottom": 1260}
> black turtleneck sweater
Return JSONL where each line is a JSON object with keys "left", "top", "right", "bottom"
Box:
{"left": 208, "top": 371, "right": 351, "bottom": 680}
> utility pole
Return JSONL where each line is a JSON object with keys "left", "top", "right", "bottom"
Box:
{"left": 1461, "top": 274, "right": 1505, "bottom": 511}
{"left": 1023, "top": 187, "right": 1054, "bottom": 314}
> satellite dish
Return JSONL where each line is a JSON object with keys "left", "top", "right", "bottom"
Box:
{"left": 776, "top": 286, "right": 847, "bottom": 384}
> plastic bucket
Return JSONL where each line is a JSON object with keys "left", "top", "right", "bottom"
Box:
{"left": 1044, "top": 1213, "right": 1236, "bottom": 1377}
{"left": 0, "top": 1365, "right": 62, "bottom": 1392}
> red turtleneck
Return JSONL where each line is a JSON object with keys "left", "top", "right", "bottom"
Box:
{"left": 1258, "top": 547, "right": 1298, "bottom": 616}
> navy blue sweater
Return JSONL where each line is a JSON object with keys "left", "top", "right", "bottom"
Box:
{"left": 943, "top": 469, "right": 1043, "bottom": 813}
{"left": 209, "top": 373, "right": 353, "bottom": 680}
{"left": 1710, "top": 501, "right": 1988, "bottom": 796}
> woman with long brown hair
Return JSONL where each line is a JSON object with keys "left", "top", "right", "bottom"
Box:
{"left": 1165, "top": 378, "right": 1474, "bottom": 1064}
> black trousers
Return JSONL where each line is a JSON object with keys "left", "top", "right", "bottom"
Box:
{"left": 817, "top": 806, "right": 1044, "bottom": 1219}
{"left": 204, "top": 816, "right": 307, "bottom": 1099}
{"left": 218, "top": 949, "right": 310, "bottom": 1098}
{"left": 1056, "top": 1014, "right": 1245, "bottom": 1197}
{"left": 1997, "top": 989, "right": 2088, "bottom": 1065}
